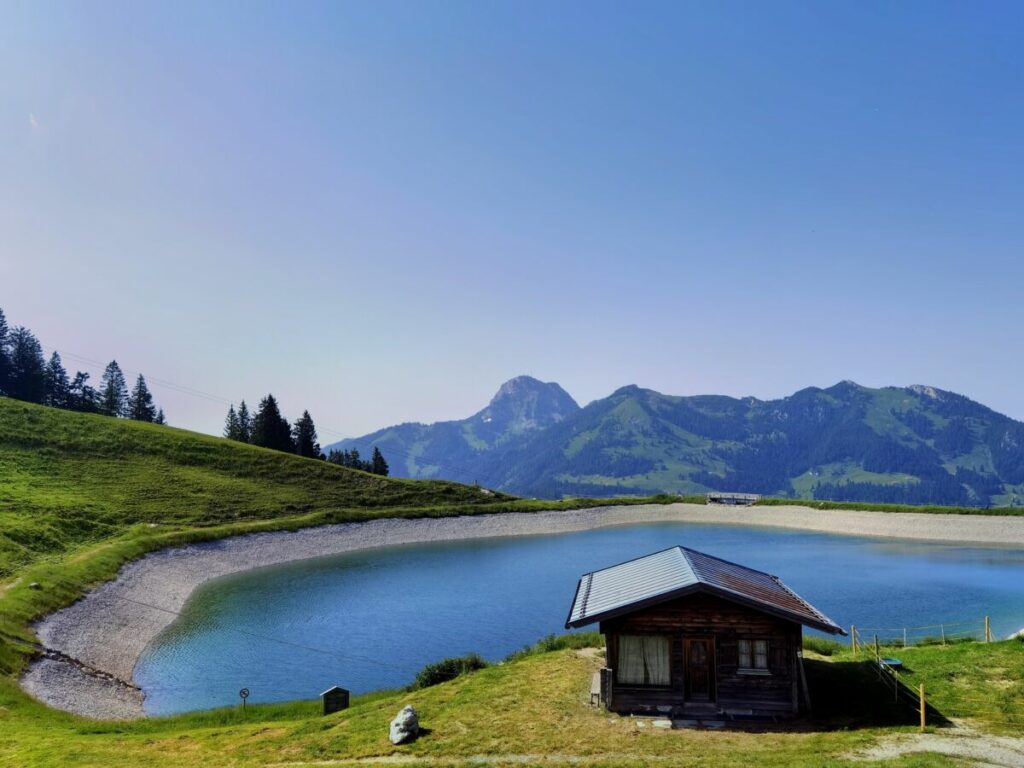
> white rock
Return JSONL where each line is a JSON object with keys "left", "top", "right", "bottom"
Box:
{"left": 389, "top": 705, "right": 420, "bottom": 745}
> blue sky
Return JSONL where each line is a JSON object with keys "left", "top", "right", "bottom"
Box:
{"left": 2, "top": 1, "right": 1023, "bottom": 439}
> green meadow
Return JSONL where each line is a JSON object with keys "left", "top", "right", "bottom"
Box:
{"left": 1, "top": 396, "right": 1022, "bottom": 767}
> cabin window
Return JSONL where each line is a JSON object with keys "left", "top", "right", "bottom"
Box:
{"left": 738, "top": 639, "right": 770, "bottom": 673}
{"left": 616, "top": 635, "right": 671, "bottom": 686}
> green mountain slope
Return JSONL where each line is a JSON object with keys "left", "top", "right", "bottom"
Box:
{"left": 338, "top": 380, "right": 1024, "bottom": 506}
{"left": 328, "top": 375, "right": 578, "bottom": 481}
{"left": 0, "top": 397, "right": 507, "bottom": 578}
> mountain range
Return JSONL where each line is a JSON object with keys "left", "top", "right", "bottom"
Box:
{"left": 327, "top": 376, "right": 1024, "bottom": 506}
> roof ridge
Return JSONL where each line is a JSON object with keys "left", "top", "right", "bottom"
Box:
{"left": 680, "top": 545, "right": 779, "bottom": 580}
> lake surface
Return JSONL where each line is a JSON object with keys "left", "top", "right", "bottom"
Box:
{"left": 135, "top": 522, "right": 1024, "bottom": 715}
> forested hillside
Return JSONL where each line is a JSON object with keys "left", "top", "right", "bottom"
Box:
{"left": 333, "top": 379, "right": 1024, "bottom": 506}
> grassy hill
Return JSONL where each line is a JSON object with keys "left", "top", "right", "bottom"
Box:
{"left": 338, "top": 379, "right": 1024, "bottom": 506}
{"left": 4, "top": 631, "right": 1023, "bottom": 766}
{"left": 0, "top": 396, "right": 513, "bottom": 579}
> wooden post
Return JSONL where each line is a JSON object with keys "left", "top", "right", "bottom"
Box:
{"left": 919, "top": 684, "right": 926, "bottom": 732}
{"left": 903, "top": 628, "right": 908, "bottom": 648}
{"left": 874, "top": 634, "right": 880, "bottom": 660}
{"left": 851, "top": 625, "right": 857, "bottom": 654}
{"left": 985, "top": 615, "right": 991, "bottom": 643}
{"left": 940, "top": 624, "right": 945, "bottom": 646}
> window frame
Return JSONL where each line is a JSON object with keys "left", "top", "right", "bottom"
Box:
{"left": 614, "top": 633, "right": 673, "bottom": 688}
{"left": 737, "top": 638, "right": 771, "bottom": 676}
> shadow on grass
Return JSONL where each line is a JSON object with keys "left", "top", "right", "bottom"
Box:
{"left": 804, "top": 658, "right": 951, "bottom": 731}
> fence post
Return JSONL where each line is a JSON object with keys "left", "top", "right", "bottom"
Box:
{"left": 985, "top": 615, "right": 991, "bottom": 642}
{"left": 940, "top": 624, "right": 945, "bottom": 646}
{"left": 919, "top": 684, "right": 926, "bottom": 732}
{"left": 851, "top": 625, "right": 857, "bottom": 654}
{"left": 903, "top": 628, "right": 908, "bottom": 648}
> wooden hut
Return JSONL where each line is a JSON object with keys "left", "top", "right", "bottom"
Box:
{"left": 565, "top": 546, "right": 844, "bottom": 718}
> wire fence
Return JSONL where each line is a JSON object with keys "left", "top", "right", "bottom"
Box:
{"left": 850, "top": 616, "right": 991, "bottom": 650}
{"left": 853, "top": 614, "right": 1024, "bottom": 732}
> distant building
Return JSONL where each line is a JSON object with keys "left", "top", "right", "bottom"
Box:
{"left": 705, "top": 492, "right": 761, "bottom": 506}
{"left": 565, "top": 546, "right": 844, "bottom": 718}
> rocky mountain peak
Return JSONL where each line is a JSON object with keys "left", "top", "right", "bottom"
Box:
{"left": 479, "top": 376, "right": 579, "bottom": 435}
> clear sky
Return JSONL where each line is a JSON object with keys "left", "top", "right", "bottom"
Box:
{"left": 2, "top": 1, "right": 1023, "bottom": 440}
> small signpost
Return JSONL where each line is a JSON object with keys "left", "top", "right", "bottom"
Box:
{"left": 239, "top": 687, "right": 250, "bottom": 711}
{"left": 321, "top": 686, "right": 350, "bottom": 715}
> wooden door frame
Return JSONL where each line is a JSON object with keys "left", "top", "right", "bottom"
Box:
{"left": 683, "top": 636, "right": 716, "bottom": 703}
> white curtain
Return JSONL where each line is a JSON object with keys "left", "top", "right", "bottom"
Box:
{"left": 618, "top": 635, "right": 670, "bottom": 686}
{"left": 618, "top": 635, "right": 647, "bottom": 685}
{"left": 643, "top": 636, "right": 671, "bottom": 685}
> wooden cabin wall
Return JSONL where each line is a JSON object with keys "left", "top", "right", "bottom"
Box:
{"left": 600, "top": 593, "right": 801, "bottom": 715}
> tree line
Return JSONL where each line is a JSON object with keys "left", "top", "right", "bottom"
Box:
{"left": 0, "top": 306, "right": 165, "bottom": 423}
{"left": 223, "top": 398, "right": 389, "bottom": 476}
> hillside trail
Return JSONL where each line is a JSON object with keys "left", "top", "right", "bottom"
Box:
{"left": 267, "top": 720, "right": 1024, "bottom": 767}
{"left": 850, "top": 719, "right": 1024, "bottom": 767}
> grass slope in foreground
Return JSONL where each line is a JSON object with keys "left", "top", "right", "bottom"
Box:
{"left": 7, "top": 634, "right": 1023, "bottom": 767}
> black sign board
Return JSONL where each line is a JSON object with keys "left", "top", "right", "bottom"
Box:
{"left": 321, "top": 686, "right": 350, "bottom": 715}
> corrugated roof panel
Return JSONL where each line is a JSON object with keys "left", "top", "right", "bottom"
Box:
{"left": 565, "top": 545, "right": 844, "bottom": 634}
{"left": 568, "top": 547, "right": 696, "bottom": 625}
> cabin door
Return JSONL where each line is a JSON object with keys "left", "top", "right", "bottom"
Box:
{"left": 684, "top": 638, "right": 715, "bottom": 702}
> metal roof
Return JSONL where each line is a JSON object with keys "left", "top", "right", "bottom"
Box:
{"left": 565, "top": 546, "right": 845, "bottom": 635}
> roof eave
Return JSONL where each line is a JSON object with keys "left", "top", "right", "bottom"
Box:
{"left": 565, "top": 583, "right": 846, "bottom": 635}
{"left": 565, "top": 583, "right": 705, "bottom": 629}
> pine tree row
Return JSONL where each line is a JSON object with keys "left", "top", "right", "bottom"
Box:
{"left": 325, "top": 447, "right": 389, "bottom": 476}
{"left": 0, "top": 306, "right": 165, "bottom": 423}
{"left": 222, "top": 398, "right": 388, "bottom": 475}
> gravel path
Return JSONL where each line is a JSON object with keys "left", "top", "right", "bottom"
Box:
{"left": 852, "top": 720, "right": 1024, "bottom": 767}
{"left": 20, "top": 503, "right": 1024, "bottom": 720}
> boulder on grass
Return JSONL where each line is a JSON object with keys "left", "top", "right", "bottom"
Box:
{"left": 389, "top": 705, "right": 420, "bottom": 745}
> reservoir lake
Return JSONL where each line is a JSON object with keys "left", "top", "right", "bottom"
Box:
{"left": 135, "top": 522, "right": 1024, "bottom": 714}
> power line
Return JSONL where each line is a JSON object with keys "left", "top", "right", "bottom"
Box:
{"left": 42, "top": 345, "right": 349, "bottom": 439}
{"left": 41, "top": 343, "right": 505, "bottom": 480}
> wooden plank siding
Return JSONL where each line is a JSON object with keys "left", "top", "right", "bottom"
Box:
{"left": 599, "top": 592, "right": 801, "bottom": 716}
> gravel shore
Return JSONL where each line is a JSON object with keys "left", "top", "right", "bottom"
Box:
{"left": 21, "top": 502, "right": 1024, "bottom": 720}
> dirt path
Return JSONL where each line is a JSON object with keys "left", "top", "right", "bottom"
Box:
{"left": 852, "top": 721, "right": 1024, "bottom": 767}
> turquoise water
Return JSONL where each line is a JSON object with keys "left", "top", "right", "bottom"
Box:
{"left": 135, "top": 523, "right": 1024, "bottom": 715}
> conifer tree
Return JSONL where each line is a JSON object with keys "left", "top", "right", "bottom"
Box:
{"left": 44, "top": 352, "right": 70, "bottom": 408}
{"left": 224, "top": 404, "right": 241, "bottom": 440}
{"left": 237, "top": 400, "right": 252, "bottom": 443}
{"left": 7, "top": 326, "right": 47, "bottom": 403}
{"left": 292, "top": 410, "right": 321, "bottom": 458}
{"left": 68, "top": 372, "right": 99, "bottom": 412}
{"left": 251, "top": 394, "right": 294, "bottom": 452}
{"left": 127, "top": 374, "right": 157, "bottom": 422}
{"left": 0, "top": 307, "right": 9, "bottom": 395}
{"left": 371, "top": 446, "right": 389, "bottom": 476}
{"left": 99, "top": 360, "right": 129, "bottom": 417}
{"left": 154, "top": 408, "right": 166, "bottom": 425}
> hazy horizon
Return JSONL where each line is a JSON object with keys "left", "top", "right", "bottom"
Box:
{"left": 4, "top": 1, "right": 1023, "bottom": 438}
